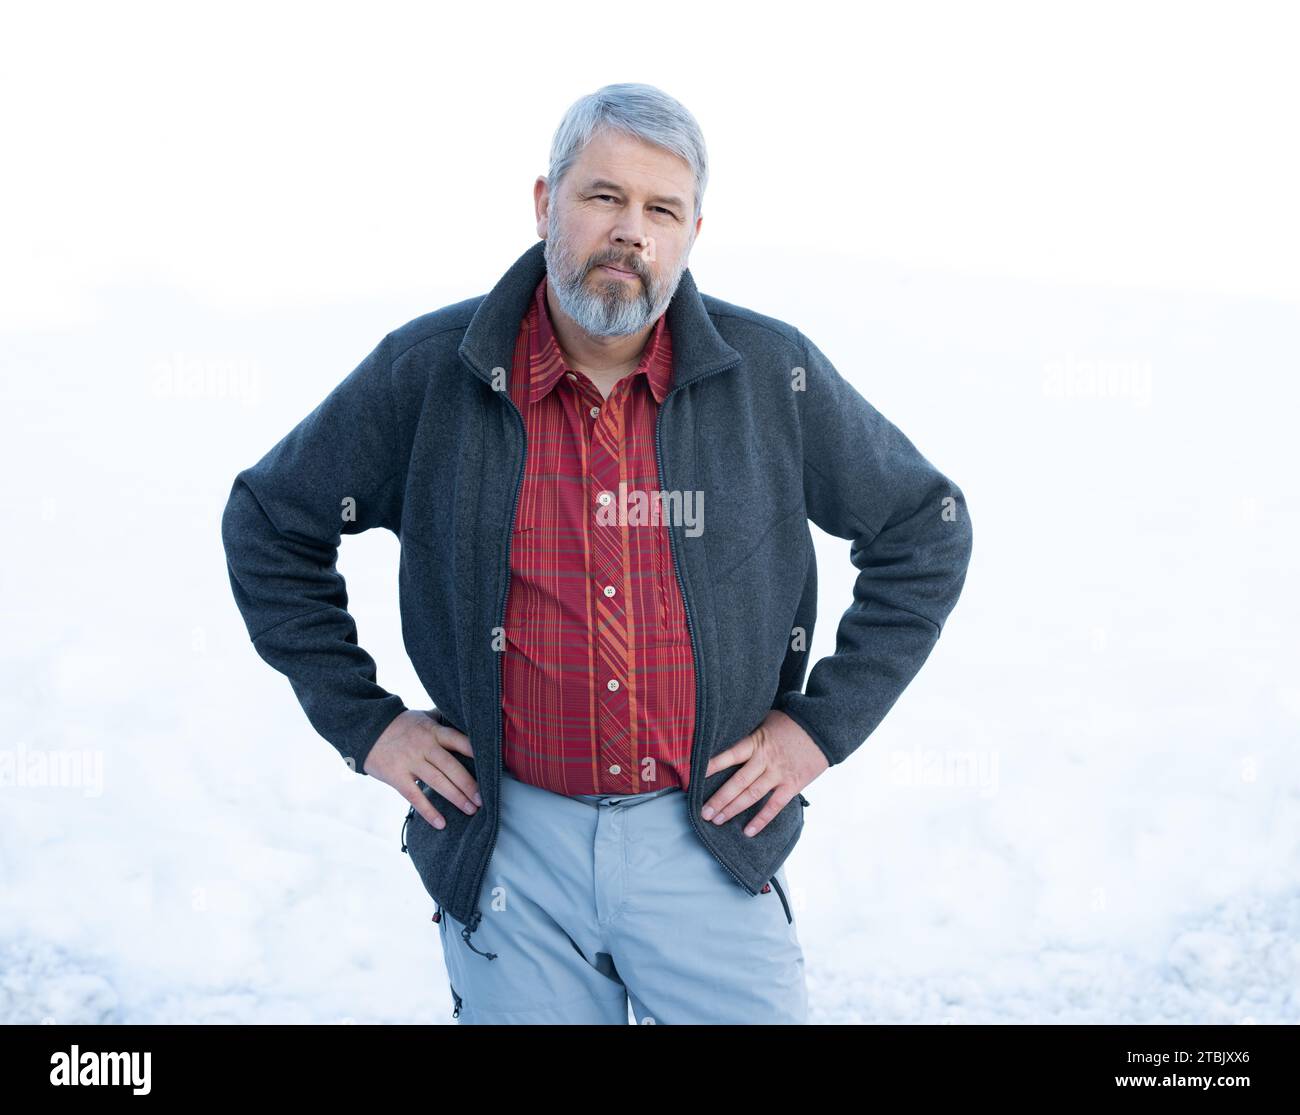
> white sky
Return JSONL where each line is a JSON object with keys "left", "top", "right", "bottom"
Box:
{"left": 1, "top": 0, "right": 1296, "bottom": 331}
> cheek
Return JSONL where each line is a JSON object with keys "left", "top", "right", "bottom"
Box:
{"left": 641, "top": 235, "right": 686, "bottom": 271}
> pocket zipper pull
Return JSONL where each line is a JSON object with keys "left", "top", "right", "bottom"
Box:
{"left": 400, "top": 804, "right": 415, "bottom": 852}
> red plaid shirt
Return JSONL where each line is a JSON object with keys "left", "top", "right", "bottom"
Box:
{"left": 501, "top": 275, "right": 697, "bottom": 795}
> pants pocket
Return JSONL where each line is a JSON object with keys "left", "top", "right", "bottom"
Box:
{"left": 770, "top": 874, "right": 793, "bottom": 925}
{"left": 436, "top": 904, "right": 465, "bottom": 1021}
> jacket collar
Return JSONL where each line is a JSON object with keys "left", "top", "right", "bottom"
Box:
{"left": 458, "top": 239, "right": 741, "bottom": 394}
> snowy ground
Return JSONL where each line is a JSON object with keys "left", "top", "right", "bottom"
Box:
{"left": 2, "top": 246, "right": 1296, "bottom": 1024}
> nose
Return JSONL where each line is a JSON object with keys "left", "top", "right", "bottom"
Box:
{"left": 611, "top": 222, "right": 653, "bottom": 263}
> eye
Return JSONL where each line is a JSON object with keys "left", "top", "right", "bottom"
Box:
{"left": 594, "top": 195, "right": 675, "bottom": 218}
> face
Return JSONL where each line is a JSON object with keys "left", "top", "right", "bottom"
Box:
{"left": 538, "top": 128, "right": 702, "bottom": 338}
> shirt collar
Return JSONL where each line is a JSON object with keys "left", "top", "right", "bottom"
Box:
{"left": 527, "top": 274, "right": 673, "bottom": 405}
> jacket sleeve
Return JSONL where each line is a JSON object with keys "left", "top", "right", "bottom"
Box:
{"left": 220, "top": 331, "right": 410, "bottom": 776}
{"left": 771, "top": 328, "right": 973, "bottom": 768}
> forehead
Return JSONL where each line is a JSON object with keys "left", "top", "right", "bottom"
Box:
{"left": 569, "top": 129, "right": 694, "bottom": 197}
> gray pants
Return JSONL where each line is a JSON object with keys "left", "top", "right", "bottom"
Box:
{"left": 437, "top": 767, "right": 808, "bottom": 1024}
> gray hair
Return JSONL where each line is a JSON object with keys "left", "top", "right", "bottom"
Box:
{"left": 546, "top": 83, "right": 708, "bottom": 224}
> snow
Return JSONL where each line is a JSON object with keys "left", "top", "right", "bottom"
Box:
{"left": 2, "top": 247, "right": 1296, "bottom": 1024}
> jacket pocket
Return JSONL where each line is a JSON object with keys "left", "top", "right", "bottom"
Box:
{"left": 402, "top": 752, "right": 480, "bottom": 911}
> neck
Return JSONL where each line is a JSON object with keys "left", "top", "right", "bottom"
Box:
{"left": 545, "top": 281, "right": 653, "bottom": 384}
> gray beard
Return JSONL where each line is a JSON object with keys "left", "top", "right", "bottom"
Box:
{"left": 543, "top": 229, "right": 687, "bottom": 338}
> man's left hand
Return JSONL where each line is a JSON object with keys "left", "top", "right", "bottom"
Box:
{"left": 702, "top": 709, "right": 829, "bottom": 836}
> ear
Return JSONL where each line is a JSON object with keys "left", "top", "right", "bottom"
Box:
{"left": 534, "top": 176, "right": 550, "bottom": 239}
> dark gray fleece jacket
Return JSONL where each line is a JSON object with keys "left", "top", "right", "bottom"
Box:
{"left": 221, "top": 239, "right": 973, "bottom": 958}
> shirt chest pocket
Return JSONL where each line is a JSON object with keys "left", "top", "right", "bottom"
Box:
{"left": 653, "top": 520, "right": 689, "bottom": 642}
{"left": 510, "top": 470, "right": 687, "bottom": 646}
{"left": 506, "top": 477, "right": 546, "bottom": 635}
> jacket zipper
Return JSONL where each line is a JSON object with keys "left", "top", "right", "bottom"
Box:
{"left": 462, "top": 383, "right": 529, "bottom": 957}
{"left": 466, "top": 354, "right": 747, "bottom": 928}
{"left": 654, "top": 362, "right": 756, "bottom": 896}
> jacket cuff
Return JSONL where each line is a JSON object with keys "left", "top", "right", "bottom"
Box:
{"left": 330, "top": 694, "right": 410, "bottom": 776}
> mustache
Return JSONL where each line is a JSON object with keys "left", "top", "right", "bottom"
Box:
{"left": 591, "top": 256, "right": 645, "bottom": 276}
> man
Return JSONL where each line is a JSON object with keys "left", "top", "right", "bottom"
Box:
{"left": 221, "top": 83, "right": 973, "bottom": 1024}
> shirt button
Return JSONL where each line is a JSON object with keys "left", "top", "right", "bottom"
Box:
{"left": 607, "top": 678, "right": 620, "bottom": 691}
{"left": 609, "top": 764, "right": 621, "bottom": 775}
{"left": 602, "top": 585, "right": 616, "bottom": 597}
{"left": 567, "top": 372, "right": 577, "bottom": 380}
{"left": 589, "top": 406, "right": 600, "bottom": 419}
{"left": 597, "top": 492, "right": 612, "bottom": 506}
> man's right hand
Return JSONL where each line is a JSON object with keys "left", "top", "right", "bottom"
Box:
{"left": 364, "top": 710, "right": 481, "bottom": 830}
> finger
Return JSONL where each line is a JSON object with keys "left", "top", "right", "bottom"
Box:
{"left": 420, "top": 730, "right": 481, "bottom": 806}
{"left": 416, "top": 754, "right": 480, "bottom": 815}
{"left": 740, "top": 786, "right": 794, "bottom": 838}
{"left": 403, "top": 784, "right": 447, "bottom": 831}
{"left": 430, "top": 720, "right": 475, "bottom": 759}
{"left": 411, "top": 716, "right": 480, "bottom": 804}
{"left": 702, "top": 761, "right": 768, "bottom": 823}
{"left": 703, "top": 734, "right": 754, "bottom": 780}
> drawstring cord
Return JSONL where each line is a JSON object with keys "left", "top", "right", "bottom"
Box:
{"left": 463, "top": 908, "right": 498, "bottom": 960}
{"left": 434, "top": 901, "right": 499, "bottom": 960}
